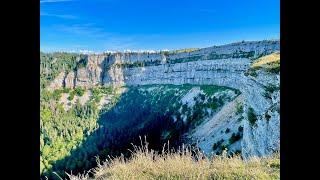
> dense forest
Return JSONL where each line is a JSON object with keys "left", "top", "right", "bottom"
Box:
{"left": 40, "top": 53, "right": 239, "bottom": 179}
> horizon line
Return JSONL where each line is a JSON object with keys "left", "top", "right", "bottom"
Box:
{"left": 40, "top": 38, "right": 280, "bottom": 54}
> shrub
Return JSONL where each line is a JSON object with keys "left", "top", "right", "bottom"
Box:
{"left": 219, "top": 145, "right": 227, "bottom": 151}
{"left": 249, "top": 70, "right": 258, "bottom": 77}
{"left": 52, "top": 89, "right": 63, "bottom": 99}
{"left": 248, "top": 107, "right": 257, "bottom": 125}
{"left": 212, "top": 143, "right": 217, "bottom": 150}
{"left": 236, "top": 103, "right": 244, "bottom": 115}
{"left": 228, "top": 132, "right": 242, "bottom": 144}
{"left": 200, "top": 94, "right": 206, "bottom": 101}
{"left": 266, "top": 61, "right": 280, "bottom": 73}
{"left": 229, "top": 133, "right": 236, "bottom": 144}
{"left": 74, "top": 87, "right": 85, "bottom": 96}
{"left": 181, "top": 104, "right": 188, "bottom": 114}
{"left": 101, "top": 85, "right": 113, "bottom": 93}
{"left": 63, "top": 88, "right": 71, "bottom": 93}
{"left": 265, "top": 112, "right": 271, "bottom": 121}
{"left": 216, "top": 140, "right": 223, "bottom": 147}
{"left": 225, "top": 128, "right": 230, "bottom": 133}
{"left": 265, "top": 84, "right": 280, "bottom": 94}
{"left": 269, "top": 159, "right": 280, "bottom": 168}
{"left": 69, "top": 91, "right": 76, "bottom": 101}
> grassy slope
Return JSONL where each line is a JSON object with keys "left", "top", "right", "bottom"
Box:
{"left": 251, "top": 52, "right": 280, "bottom": 67}
{"left": 68, "top": 140, "right": 280, "bottom": 180}
{"left": 246, "top": 52, "right": 280, "bottom": 77}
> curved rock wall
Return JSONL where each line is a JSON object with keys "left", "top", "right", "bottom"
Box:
{"left": 47, "top": 40, "right": 280, "bottom": 156}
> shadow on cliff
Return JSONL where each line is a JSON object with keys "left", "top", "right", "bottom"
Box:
{"left": 42, "top": 86, "right": 187, "bottom": 180}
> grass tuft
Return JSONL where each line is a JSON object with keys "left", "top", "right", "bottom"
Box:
{"left": 67, "top": 137, "right": 280, "bottom": 180}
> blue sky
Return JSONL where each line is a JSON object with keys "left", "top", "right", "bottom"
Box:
{"left": 40, "top": 0, "right": 280, "bottom": 52}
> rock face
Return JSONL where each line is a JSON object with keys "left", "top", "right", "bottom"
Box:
{"left": 187, "top": 94, "right": 244, "bottom": 155}
{"left": 74, "top": 55, "right": 108, "bottom": 89}
{"left": 47, "top": 40, "right": 280, "bottom": 157}
{"left": 64, "top": 71, "right": 75, "bottom": 89}
{"left": 47, "top": 72, "right": 65, "bottom": 91}
{"left": 103, "top": 58, "right": 251, "bottom": 88}
{"left": 241, "top": 70, "right": 280, "bottom": 157}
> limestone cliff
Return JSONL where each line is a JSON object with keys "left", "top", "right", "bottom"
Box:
{"left": 241, "top": 69, "right": 280, "bottom": 157}
{"left": 47, "top": 39, "right": 280, "bottom": 156}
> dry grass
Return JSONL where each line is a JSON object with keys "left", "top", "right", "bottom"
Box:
{"left": 246, "top": 52, "right": 280, "bottom": 75}
{"left": 66, "top": 137, "right": 280, "bottom": 180}
{"left": 251, "top": 52, "right": 280, "bottom": 69}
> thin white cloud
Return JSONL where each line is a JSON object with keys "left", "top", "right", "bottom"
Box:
{"left": 40, "top": 0, "right": 74, "bottom": 3}
{"left": 79, "top": 50, "right": 94, "bottom": 54}
{"left": 40, "top": 12, "right": 77, "bottom": 19}
{"left": 56, "top": 23, "right": 112, "bottom": 38}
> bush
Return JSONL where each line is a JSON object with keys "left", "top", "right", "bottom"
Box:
{"left": 265, "top": 112, "right": 271, "bottom": 121}
{"left": 74, "top": 87, "right": 85, "bottom": 96}
{"left": 219, "top": 145, "right": 227, "bottom": 151}
{"left": 182, "top": 104, "right": 188, "bottom": 114}
{"left": 225, "top": 128, "right": 230, "bottom": 133}
{"left": 200, "top": 94, "right": 206, "bottom": 101}
{"left": 269, "top": 159, "right": 280, "bottom": 168}
{"left": 69, "top": 91, "right": 76, "bottom": 101}
{"left": 63, "top": 88, "right": 71, "bottom": 93}
{"left": 52, "top": 89, "right": 63, "bottom": 99}
{"left": 238, "top": 126, "right": 243, "bottom": 132}
{"left": 248, "top": 107, "right": 257, "bottom": 125}
{"left": 236, "top": 103, "right": 243, "bottom": 115}
{"left": 101, "top": 85, "right": 113, "bottom": 93}
{"left": 265, "top": 84, "right": 280, "bottom": 94}
{"left": 229, "top": 133, "right": 236, "bottom": 144}
{"left": 216, "top": 139, "right": 223, "bottom": 147}
{"left": 212, "top": 143, "right": 217, "bottom": 150}
{"left": 228, "top": 132, "right": 242, "bottom": 144}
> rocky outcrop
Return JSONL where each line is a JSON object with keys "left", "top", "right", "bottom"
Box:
{"left": 241, "top": 70, "right": 280, "bottom": 157}
{"left": 74, "top": 55, "right": 107, "bottom": 89}
{"left": 47, "top": 72, "right": 65, "bottom": 91}
{"left": 47, "top": 40, "right": 280, "bottom": 157}
{"left": 64, "top": 71, "right": 75, "bottom": 89}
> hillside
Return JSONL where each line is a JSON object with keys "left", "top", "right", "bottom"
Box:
{"left": 40, "top": 40, "right": 280, "bottom": 179}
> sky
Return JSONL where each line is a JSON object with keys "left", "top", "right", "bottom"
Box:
{"left": 40, "top": 0, "right": 280, "bottom": 53}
